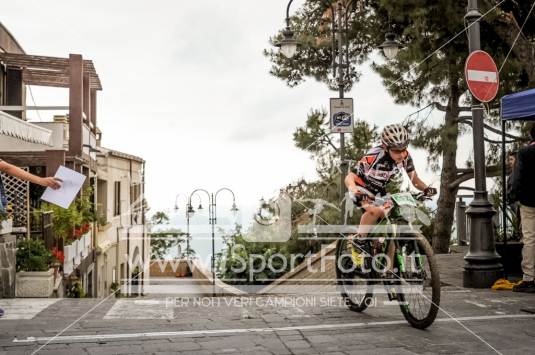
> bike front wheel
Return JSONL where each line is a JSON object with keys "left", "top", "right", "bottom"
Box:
{"left": 335, "top": 237, "right": 374, "bottom": 313}
{"left": 396, "top": 233, "right": 440, "bottom": 329}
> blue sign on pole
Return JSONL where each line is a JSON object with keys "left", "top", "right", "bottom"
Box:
{"left": 330, "top": 98, "right": 353, "bottom": 133}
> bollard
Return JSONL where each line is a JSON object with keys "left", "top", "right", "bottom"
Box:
{"left": 456, "top": 200, "right": 467, "bottom": 246}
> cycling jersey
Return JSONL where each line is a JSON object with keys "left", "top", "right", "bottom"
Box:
{"left": 350, "top": 146, "right": 415, "bottom": 196}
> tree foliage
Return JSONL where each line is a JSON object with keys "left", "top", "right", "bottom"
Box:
{"left": 149, "top": 211, "right": 184, "bottom": 260}
{"left": 266, "top": 0, "right": 535, "bottom": 252}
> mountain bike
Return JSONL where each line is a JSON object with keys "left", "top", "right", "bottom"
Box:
{"left": 335, "top": 191, "right": 440, "bottom": 329}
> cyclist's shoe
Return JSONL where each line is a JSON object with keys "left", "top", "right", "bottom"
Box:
{"left": 350, "top": 236, "right": 368, "bottom": 267}
{"left": 512, "top": 280, "right": 535, "bottom": 293}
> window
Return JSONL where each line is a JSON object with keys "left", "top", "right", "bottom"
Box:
{"left": 114, "top": 181, "right": 121, "bottom": 216}
{"left": 0, "top": 63, "right": 6, "bottom": 106}
{"left": 130, "top": 183, "right": 141, "bottom": 212}
{"left": 97, "top": 179, "right": 108, "bottom": 223}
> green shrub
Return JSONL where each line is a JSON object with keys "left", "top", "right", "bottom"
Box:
{"left": 66, "top": 280, "right": 85, "bottom": 298}
{"left": 16, "top": 239, "right": 52, "bottom": 272}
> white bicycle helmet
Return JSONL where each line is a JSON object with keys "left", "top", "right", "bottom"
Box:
{"left": 381, "top": 124, "right": 409, "bottom": 149}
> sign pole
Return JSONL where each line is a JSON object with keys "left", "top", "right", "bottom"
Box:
{"left": 463, "top": 0, "right": 503, "bottom": 288}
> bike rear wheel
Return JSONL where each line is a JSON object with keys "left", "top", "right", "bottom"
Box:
{"left": 335, "top": 237, "right": 374, "bottom": 312}
{"left": 396, "top": 234, "right": 440, "bottom": 329}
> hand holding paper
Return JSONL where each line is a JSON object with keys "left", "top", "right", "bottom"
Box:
{"left": 41, "top": 166, "right": 86, "bottom": 208}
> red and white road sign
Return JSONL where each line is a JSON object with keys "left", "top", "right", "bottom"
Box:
{"left": 464, "top": 50, "right": 499, "bottom": 103}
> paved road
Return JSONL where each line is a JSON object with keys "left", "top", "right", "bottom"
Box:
{"left": 1, "top": 285, "right": 534, "bottom": 355}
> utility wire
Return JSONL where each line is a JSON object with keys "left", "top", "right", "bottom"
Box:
{"left": 387, "top": 0, "right": 508, "bottom": 91}
{"left": 498, "top": 0, "right": 535, "bottom": 73}
{"left": 27, "top": 85, "right": 42, "bottom": 122}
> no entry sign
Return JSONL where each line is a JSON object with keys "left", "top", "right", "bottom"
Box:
{"left": 465, "top": 50, "right": 499, "bottom": 103}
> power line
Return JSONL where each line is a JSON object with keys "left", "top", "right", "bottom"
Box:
{"left": 498, "top": 0, "right": 535, "bottom": 73}
{"left": 387, "top": 0, "right": 508, "bottom": 90}
{"left": 27, "top": 85, "right": 42, "bottom": 122}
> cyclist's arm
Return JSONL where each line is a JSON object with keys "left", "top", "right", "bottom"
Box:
{"left": 345, "top": 172, "right": 362, "bottom": 195}
{"left": 407, "top": 170, "right": 428, "bottom": 192}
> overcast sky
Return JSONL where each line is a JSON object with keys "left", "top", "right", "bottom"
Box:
{"left": 2, "top": 0, "right": 479, "bottom": 235}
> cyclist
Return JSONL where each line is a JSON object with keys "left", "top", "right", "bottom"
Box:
{"left": 345, "top": 123, "right": 437, "bottom": 266}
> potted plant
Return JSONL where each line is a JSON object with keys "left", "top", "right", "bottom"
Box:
{"left": 110, "top": 282, "right": 121, "bottom": 298}
{"left": 15, "top": 239, "right": 55, "bottom": 297}
{"left": 491, "top": 188, "right": 523, "bottom": 277}
{"left": 35, "top": 187, "right": 97, "bottom": 274}
{"left": 51, "top": 247, "right": 64, "bottom": 280}
{"left": 35, "top": 186, "right": 96, "bottom": 245}
{"left": 0, "top": 202, "right": 13, "bottom": 235}
{"left": 66, "top": 280, "right": 85, "bottom": 298}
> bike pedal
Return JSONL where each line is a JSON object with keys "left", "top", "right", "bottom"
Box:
{"left": 387, "top": 288, "right": 398, "bottom": 301}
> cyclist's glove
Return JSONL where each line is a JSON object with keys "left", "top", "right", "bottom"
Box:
{"left": 351, "top": 192, "right": 364, "bottom": 205}
{"left": 424, "top": 187, "right": 437, "bottom": 196}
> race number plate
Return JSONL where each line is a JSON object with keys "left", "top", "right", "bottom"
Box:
{"left": 391, "top": 192, "right": 417, "bottom": 207}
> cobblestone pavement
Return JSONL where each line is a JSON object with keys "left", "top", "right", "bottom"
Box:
{"left": 0, "top": 286, "right": 534, "bottom": 355}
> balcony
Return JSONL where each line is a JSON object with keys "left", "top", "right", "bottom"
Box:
{"left": 0, "top": 110, "right": 52, "bottom": 149}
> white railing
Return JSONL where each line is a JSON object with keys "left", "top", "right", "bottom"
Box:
{"left": 0, "top": 110, "right": 52, "bottom": 145}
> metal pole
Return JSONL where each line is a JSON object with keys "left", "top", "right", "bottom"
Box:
{"left": 336, "top": 1, "right": 347, "bottom": 226}
{"left": 211, "top": 193, "right": 216, "bottom": 296}
{"left": 501, "top": 119, "right": 508, "bottom": 279}
{"left": 501, "top": 119, "right": 507, "bottom": 248}
{"left": 186, "top": 205, "right": 190, "bottom": 259}
{"left": 456, "top": 197, "right": 467, "bottom": 246}
{"left": 463, "top": 0, "right": 503, "bottom": 287}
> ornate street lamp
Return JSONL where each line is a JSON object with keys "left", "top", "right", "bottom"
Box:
{"left": 276, "top": 0, "right": 299, "bottom": 59}
{"left": 276, "top": 28, "right": 299, "bottom": 59}
{"left": 379, "top": 32, "right": 403, "bottom": 60}
{"left": 188, "top": 187, "right": 238, "bottom": 296}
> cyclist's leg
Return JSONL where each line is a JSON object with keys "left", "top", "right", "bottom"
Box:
{"left": 358, "top": 204, "right": 386, "bottom": 238}
{"left": 349, "top": 204, "right": 386, "bottom": 265}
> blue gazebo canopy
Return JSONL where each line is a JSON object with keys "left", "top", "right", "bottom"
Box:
{"left": 501, "top": 88, "right": 535, "bottom": 121}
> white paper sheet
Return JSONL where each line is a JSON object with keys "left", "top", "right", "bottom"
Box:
{"left": 40, "top": 166, "right": 86, "bottom": 208}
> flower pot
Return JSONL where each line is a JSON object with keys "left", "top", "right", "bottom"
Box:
{"left": 496, "top": 242, "right": 524, "bottom": 277}
{"left": 0, "top": 218, "right": 13, "bottom": 235}
{"left": 15, "top": 269, "right": 55, "bottom": 298}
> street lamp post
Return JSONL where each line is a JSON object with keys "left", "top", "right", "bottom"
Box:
{"left": 175, "top": 194, "right": 195, "bottom": 259}
{"left": 463, "top": 0, "right": 503, "bottom": 288}
{"left": 278, "top": 1, "right": 402, "bottom": 226}
{"left": 188, "top": 188, "right": 238, "bottom": 296}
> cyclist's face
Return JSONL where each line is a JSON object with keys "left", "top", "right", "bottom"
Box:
{"left": 388, "top": 148, "right": 408, "bottom": 162}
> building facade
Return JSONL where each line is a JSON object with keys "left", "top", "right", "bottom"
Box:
{"left": 95, "top": 147, "right": 148, "bottom": 297}
{"left": 0, "top": 21, "right": 148, "bottom": 298}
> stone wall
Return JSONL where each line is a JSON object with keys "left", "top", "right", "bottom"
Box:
{"left": 259, "top": 242, "right": 338, "bottom": 294}
{"left": 149, "top": 259, "right": 190, "bottom": 277}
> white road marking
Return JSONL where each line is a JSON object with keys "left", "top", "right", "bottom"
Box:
{"left": 0, "top": 299, "right": 60, "bottom": 320}
{"left": 443, "top": 290, "right": 471, "bottom": 293}
{"left": 383, "top": 301, "right": 408, "bottom": 306}
{"left": 104, "top": 299, "right": 174, "bottom": 320}
{"left": 465, "top": 300, "right": 489, "bottom": 308}
{"left": 13, "top": 313, "right": 535, "bottom": 344}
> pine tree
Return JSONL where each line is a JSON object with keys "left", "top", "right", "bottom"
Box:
{"left": 265, "top": 0, "right": 534, "bottom": 252}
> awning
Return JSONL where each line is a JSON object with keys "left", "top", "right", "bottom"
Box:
{"left": 501, "top": 88, "right": 535, "bottom": 121}
{"left": 0, "top": 110, "right": 52, "bottom": 145}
